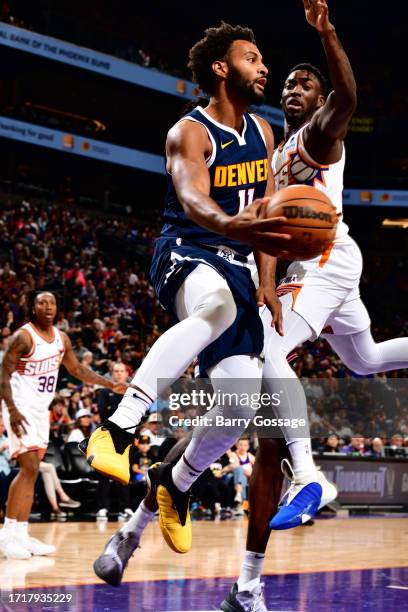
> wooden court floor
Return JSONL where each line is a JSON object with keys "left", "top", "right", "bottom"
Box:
{"left": 1, "top": 516, "right": 408, "bottom": 590}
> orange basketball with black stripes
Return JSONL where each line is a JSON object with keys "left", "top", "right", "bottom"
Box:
{"left": 265, "top": 185, "right": 338, "bottom": 260}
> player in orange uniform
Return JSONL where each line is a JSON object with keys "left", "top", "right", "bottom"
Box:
{"left": 0, "top": 291, "right": 126, "bottom": 560}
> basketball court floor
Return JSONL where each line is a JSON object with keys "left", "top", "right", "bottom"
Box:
{"left": 1, "top": 516, "right": 407, "bottom": 611}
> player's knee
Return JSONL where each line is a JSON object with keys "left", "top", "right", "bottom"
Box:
{"left": 195, "top": 288, "right": 236, "bottom": 332}
{"left": 350, "top": 363, "right": 376, "bottom": 375}
{"left": 345, "top": 356, "right": 379, "bottom": 376}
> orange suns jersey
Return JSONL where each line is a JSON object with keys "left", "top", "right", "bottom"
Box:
{"left": 272, "top": 123, "right": 349, "bottom": 239}
{"left": 11, "top": 323, "right": 65, "bottom": 412}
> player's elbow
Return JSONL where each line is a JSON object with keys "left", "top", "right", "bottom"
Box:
{"left": 336, "top": 89, "right": 358, "bottom": 119}
{"left": 320, "top": 108, "right": 356, "bottom": 141}
{"left": 181, "top": 200, "right": 196, "bottom": 221}
{"left": 342, "top": 91, "right": 357, "bottom": 115}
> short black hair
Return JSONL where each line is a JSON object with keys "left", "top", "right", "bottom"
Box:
{"left": 188, "top": 22, "right": 257, "bottom": 95}
{"left": 287, "top": 62, "right": 329, "bottom": 98}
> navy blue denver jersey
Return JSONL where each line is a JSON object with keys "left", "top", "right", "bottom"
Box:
{"left": 161, "top": 105, "right": 268, "bottom": 256}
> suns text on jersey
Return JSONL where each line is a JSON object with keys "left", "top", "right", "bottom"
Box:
{"left": 214, "top": 158, "right": 268, "bottom": 188}
{"left": 18, "top": 354, "right": 62, "bottom": 376}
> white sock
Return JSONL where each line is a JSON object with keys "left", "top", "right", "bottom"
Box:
{"left": 287, "top": 438, "right": 315, "bottom": 478}
{"left": 15, "top": 521, "right": 29, "bottom": 538}
{"left": 109, "top": 388, "right": 153, "bottom": 433}
{"left": 172, "top": 455, "right": 203, "bottom": 493}
{"left": 237, "top": 551, "right": 265, "bottom": 592}
{"left": 120, "top": 501, "right": 155, "bottom": 540}
{"left": 2, "top": 517, "right": 17, "bottom": 533}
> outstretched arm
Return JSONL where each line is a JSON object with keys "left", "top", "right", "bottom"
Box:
{"left": 61, "top": 333, "right": 127, "bottom": 394}
{"left": 302, "top": 0, "right": 357, "bottom": 162}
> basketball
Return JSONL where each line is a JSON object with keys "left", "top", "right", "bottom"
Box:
{"left": 265, "top": 185, "right": 338, "bottom": 260}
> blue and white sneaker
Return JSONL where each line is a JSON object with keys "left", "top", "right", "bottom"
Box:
{"left": 270, "top": 459, "right": 337, "bottom": 530}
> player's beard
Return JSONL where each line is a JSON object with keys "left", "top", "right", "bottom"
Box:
{"left": 227, "top": 65, "right": 266, "bottom": 106}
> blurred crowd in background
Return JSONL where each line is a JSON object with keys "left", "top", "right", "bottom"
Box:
{"left": 0, "top": 195, "right": 407, "bottom": 520}
{"left": 0, "top": 0, "right": 407, "bottom": 520}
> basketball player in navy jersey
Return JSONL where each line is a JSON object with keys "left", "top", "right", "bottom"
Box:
{"left": 83, "top": 22, "right": 291, "bottom": 553}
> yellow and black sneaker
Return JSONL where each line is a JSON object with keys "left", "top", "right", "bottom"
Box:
{"left": 79, "top": 420, "right": 135, "bottom": 486}
{"left": 147, "top": 462, "right": 192, "bottom": 554}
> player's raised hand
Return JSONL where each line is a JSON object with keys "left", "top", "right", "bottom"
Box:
{"left": 225, "top": 197, "right": 291, "bottom": 257}
{"left": 302, "top": 0, "right": 334, "bottom": 33}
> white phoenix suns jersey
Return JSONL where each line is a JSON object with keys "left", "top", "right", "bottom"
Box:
{"left": 11, "top": 323, "right": 65, "bottom": 412}
{"left": 272, "top": 123, "right": 349, "bottom": 240}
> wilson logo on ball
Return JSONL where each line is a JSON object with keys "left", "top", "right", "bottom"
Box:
{"left": 283, "top": 205, "right": 332, "bottom": 223}
{"left": 265, "top": 185, "right": 338, "bottom": 261}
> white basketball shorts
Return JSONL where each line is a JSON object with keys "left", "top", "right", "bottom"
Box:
{"left": 1, "top": 401, "right": 50, "bottom": 459}
{"left": 276, "top": 234, "right": 371, "bottom": 338}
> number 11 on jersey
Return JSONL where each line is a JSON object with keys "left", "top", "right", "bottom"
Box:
{"left": 238, "top": 188, "right": 255, "bottom": 212}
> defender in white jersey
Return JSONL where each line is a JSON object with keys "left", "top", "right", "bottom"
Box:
{"left": 223, "top": 2, "right": 408, "bottom": 609}
{"left": 271, "top": 121, "right": 368, "bottom": 336}
{"left": 0, "top": 292, "right": 127, "bottom": 560}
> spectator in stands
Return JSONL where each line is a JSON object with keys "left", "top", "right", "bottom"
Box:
{"left": 67, "top": 408, "right": 94, "bottom": 443}
{"left": 140, "top": 413, "right": 165, "bottom": 449}
{"left": 67, "top": 390, "right": 82, "bottom": 416}
{"left": 364, "top": 437, "right": 384, "bottom": 458}
{"left": 65, "top": 261, "right": 86, "bottom": 291}
{"left": 131, "top": 435, "right": 154, "bottom": 482}
{"left": 49, "top": 397, "right": 72, "bottom": 446}
{"left": 333, "top": 415, "right": 353, "bottom": 440}
{"left": 55, "top": 311, "right": 70, "bottom": 332}
{"left": 96, "top": 362, "right": 129, "bottom": 421}
{"left": 95, "top": 476, "right": 133, "bottom": 522}
{"left": 80, "top": 351, "right": 94, "bottom": 369}
{"left": 72, "top": 337, "right": 89, "bottom": 360}
{"left": 342, "top": 434, "right": 366, "bottom": 456}
{"left": 220, "top": 448, "right": 250, "bottom": 516}
{"left": 0, "top": 261, "right": 16, "bottom": 281}
{"left": 157, "top": 427, "right": 187, "bottom": 462}
{"left": 390, "top": 433, "right": 404, "bottom": 448}
{"left": 39, "top": 462, "right": 81, "bottom": 519}
{"left": 195, "top": 461, "right": 231, "bottom": 517}
{"left": 321, "top": 433, "right": 341, "bottom": 454}
{"left": 232, "top": 438, "right": 255, "bottom": 481}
